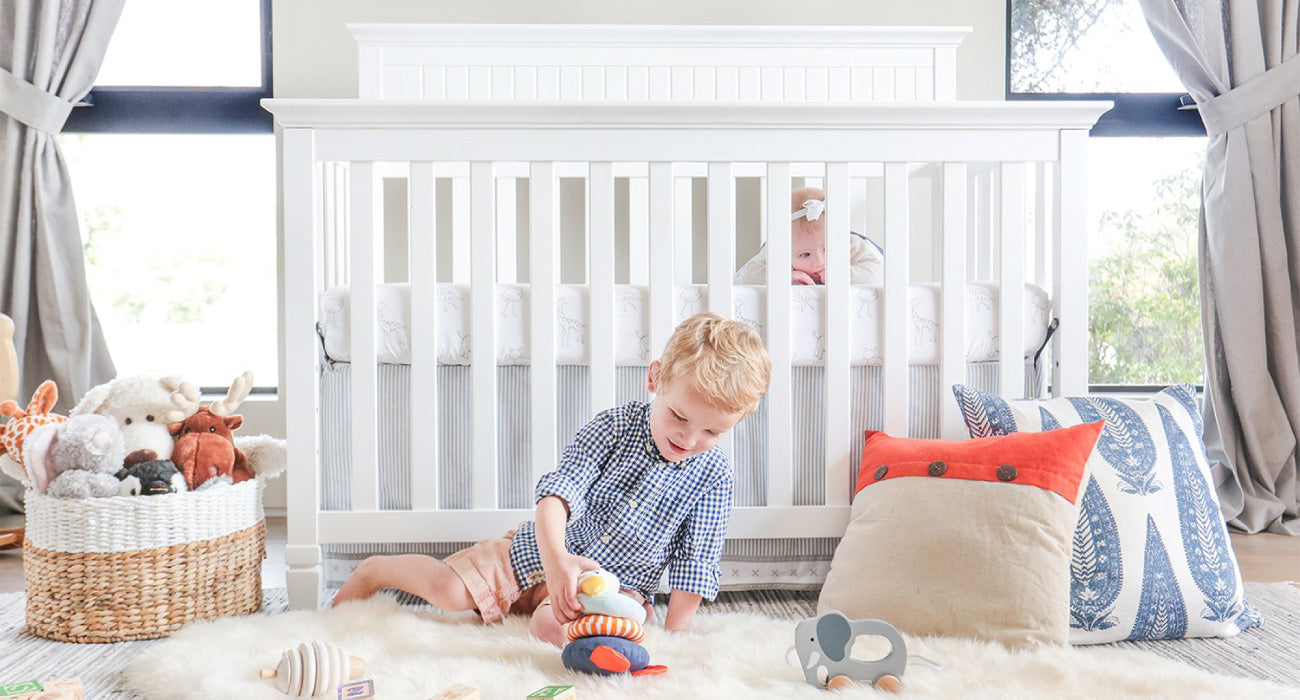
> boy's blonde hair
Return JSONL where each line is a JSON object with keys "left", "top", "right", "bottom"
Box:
{"left": 655, "top": 312, "right": 771, "bottom": 415}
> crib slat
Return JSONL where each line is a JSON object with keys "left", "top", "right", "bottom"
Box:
{"left": 999, "top": 162, "right": 1026, "bottom": 398}
{"left": 706, "top": 162, "right": 735, "bottom": 315}
{"left": 589, "top": 162, "right": 616, "bottom": 415}
{"left": 765, "top": 164, "right": 793, "bottom": 508}
{"left": 1034, "top": 162, "right": 1050, "bottom": 287}
{"left": 706, "top": 161, "right": 736, "bottom": 458}
{"left": 281, "top": 128, "right": 323, "bottom": 609}
{"left": 824, "top": 162, "right": 852, "bottom": 506}
{"left": 940, "top": 163, "right": 969, "bottom": 439}
{"left": 649, "top": 163, "right": 675, "bottom": 357}
{"left": 530, "top": 162, "right": 559, "bottom": 483}
{"left": 1055, "top": 130, "right": 1089, "bottom": 396}
{"left": 409, "top": 163, "right": 438, "bottom": 510}
{"left": 882, "top": 162, "right": 909, "bottom": 436}
{"left": 349, "top": 162, "right": 380, "bottom": 512}
{"left": 628, "top": 177, "right": 649, "bottom": 285}
{"left": 470, "top": 162, "right": 498, "bottom": 509}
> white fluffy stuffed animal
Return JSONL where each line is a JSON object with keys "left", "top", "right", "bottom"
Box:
{"left": 70, "top": 374, "right": 200, "bottom": 463}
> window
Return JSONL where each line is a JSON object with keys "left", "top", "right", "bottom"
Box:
{"left": 1009, "top": 0, "right": 1206, "bottom": 390}
{"left": 61, "top": 0, "right": 275, "bottom": 391}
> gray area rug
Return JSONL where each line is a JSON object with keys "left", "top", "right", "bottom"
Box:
{"left": 1, "top": 584, "right": 1296, "bottom": 697}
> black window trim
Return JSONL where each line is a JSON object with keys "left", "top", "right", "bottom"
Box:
{"left": 64, "top": 0, "right": 272, "bottom": 134}
{"left": 1004, "top": 0, "right": 1205, "bottom": 138}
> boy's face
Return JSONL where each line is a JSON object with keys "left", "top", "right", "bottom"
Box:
{"left": 646, "top": 363, "right": 746, "bottom": 462}
{"left": 791, "top": 222, "right": 826, "bottom": 284}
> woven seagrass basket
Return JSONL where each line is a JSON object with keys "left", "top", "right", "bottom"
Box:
{"left": 22, "top": 478, "right": 265, "bottom": 643}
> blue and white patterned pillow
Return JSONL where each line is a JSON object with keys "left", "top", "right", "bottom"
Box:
{"left": 952, "top": 383, "right": 1260, "bottom": 644}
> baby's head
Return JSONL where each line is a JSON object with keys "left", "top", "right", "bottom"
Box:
{"left": 647, "top": 312, "right": 772, "bottom": 461}
{"left": 790, "top": 186, "right": 827, "bottom": 283}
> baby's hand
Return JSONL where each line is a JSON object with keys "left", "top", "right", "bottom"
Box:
{"left": 541, "top": 552, "right": 600, "bottom": 624}
{"left": 792, "top": 271, "right": 818, "bottom": 285}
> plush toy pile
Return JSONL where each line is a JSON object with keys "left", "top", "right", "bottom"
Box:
{"left": 561, "top": 570, "right": 665, "bottom": 677}
{"left": 0, "top": 372, "right": 285, "bottom": 499}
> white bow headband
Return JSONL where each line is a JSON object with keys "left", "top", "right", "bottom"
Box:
{"left": 791, "top": 199, "right": 826, "bottom": 222}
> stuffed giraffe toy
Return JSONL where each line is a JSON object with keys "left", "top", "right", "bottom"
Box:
{"left": 0, "top": 380, "right": 66, "bottom": 488}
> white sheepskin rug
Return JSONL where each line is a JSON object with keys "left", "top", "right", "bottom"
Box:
{"left": 123, "top": 596, "right": 1297, "bottom": 699}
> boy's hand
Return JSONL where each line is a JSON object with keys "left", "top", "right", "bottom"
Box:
{"left": 540, "top": 551, "right": 601, "bottom": 624}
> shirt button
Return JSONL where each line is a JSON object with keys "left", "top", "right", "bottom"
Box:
{"left": 628, "top": 499, "right": 638, "bottom": 508}
{"left": 601, "top": 535, "right": 612, "bottom": 544}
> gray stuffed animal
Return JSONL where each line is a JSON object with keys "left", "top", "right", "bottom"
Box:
{"left": 37, "top": 414, "right": 127, "bottom": 499}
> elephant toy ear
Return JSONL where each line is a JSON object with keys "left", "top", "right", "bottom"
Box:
{"left": 816, "top": 611, "right": 853, "bottom": 663}
{"left": 23, "top": 423, "right": 60, "bottom": 494}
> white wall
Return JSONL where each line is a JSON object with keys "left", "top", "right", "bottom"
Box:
{"left": 272, "top": 0, "right": 1006, "bottom": 100}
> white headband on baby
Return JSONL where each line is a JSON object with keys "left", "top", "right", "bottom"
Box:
{"left": 791, "top": 199, "right": 826, "bottom": 222}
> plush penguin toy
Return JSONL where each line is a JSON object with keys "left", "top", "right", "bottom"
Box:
{"left": 116, "top": 459, "right": 188, "bottom": 496}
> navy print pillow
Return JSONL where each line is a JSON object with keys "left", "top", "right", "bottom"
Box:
{"left": 952, "top": 384, "right": 1259, "bottom": 644}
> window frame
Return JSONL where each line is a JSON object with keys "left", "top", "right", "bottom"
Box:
{"left": 1005, "top": 0, "right": 1206, "bottom": 394}
{"left": 64, "top": 0, "right": 272, "bottom": 135}
{"left": 63, "top": 0, "right": 276, "bottom": 398}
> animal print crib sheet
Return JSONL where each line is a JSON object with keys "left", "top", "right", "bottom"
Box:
{"left": 317, "top": 282, "right": 1052, "bottom": 366}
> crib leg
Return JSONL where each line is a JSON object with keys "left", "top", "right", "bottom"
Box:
{"left": 285, "top": 544, "right": 323, "bottom": 609}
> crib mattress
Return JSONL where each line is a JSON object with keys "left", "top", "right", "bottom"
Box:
{"left": 319, "top": 282, "right": 1052, "bottom": 366}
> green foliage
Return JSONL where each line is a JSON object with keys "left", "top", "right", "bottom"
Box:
{"left": 1011, "top": 0, "right": 1121, "bottom": 92}
{"left": 1089, "top": 169, "right": 1204, "bottom": 384}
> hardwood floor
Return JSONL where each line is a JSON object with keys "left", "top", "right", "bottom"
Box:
{"left": 1, "top": 516, "right": 1295, "bottom": 595}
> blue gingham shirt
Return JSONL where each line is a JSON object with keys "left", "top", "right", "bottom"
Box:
{"left": 508, "top": 401, "right": 733, "bottom": 602}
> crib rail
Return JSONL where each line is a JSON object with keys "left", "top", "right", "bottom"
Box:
{"left": 266, "top": 99, "right": 1109, "bottom": 608}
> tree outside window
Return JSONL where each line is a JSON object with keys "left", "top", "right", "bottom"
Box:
{"left": 1010, "top": 0, "right": 1206, "bottom": 389}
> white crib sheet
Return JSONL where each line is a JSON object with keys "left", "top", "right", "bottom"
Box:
{"left": 319, "top": 282, "right": 1052, "bottom": 366}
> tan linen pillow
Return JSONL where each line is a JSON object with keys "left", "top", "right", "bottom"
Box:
{"left": 818, "top": 422, "right": 1102, "bottom": 649}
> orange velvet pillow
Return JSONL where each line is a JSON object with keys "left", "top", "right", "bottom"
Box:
{"left": 819, "top": 421, "right": 1103, "bottom": 648}
{"left": 854, "top": 421, "right": 1104, "bottom": 502}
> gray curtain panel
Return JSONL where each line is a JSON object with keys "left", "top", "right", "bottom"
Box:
{"left": 0, "top": 0, "right": 124, "bottom": 514}
{"left": 1138, "top": 0, "right": 1300, "bottom": 533}
{"left": 0, "top": 0, "right": 121, "bottom": 410}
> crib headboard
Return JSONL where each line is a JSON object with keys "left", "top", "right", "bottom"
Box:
{"left": 349, "top": 23, "right": 970, "bottom": 102}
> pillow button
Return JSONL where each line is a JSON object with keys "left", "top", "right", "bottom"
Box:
{"left": 997, "top": 464, "right": 1018, "bottom": 482}
{"left": 927, "top": 460, "right": 947, "bottom": 477}
{"left": 873, "top": 465, "right": 888, "bottom": 480}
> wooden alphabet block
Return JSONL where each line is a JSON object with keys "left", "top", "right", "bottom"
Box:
{"left": 431, "top": 683, "right": 481, "bottom": 700}
{"left": 0, "top": 678, "right": 84, "bottom": 700}
{"left": 338, "top": 679, "right": 375, "bottom": 699}
{"left": 526, "top": 685, "right": 576, "bottom": 699}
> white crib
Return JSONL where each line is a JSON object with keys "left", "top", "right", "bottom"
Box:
{"left": 263, "top": 25, "right": 1110, "bottom": 610}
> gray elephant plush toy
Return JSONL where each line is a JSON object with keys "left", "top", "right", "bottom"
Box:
{"left": 791, "top": 610, "right": 908, "bottom": 692}
{"left": 31, "top": 414, "right": 127, "bottom": 499}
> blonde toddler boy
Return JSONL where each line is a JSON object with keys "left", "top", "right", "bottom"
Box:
{"left": 734, "top": 186, "right": 884, "bottom": 286}
{"left": 332, "top": 312, "right": 772, "bottom": 646}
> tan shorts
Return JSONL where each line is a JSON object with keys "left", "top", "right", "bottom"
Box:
{"left": 445, "top": 536, "right": 548, "bottom": 624}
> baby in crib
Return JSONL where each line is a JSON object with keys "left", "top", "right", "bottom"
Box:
{"left": 734, "top": 186, "right": 884, "bottom": 285}
{"left": 331, "top": 311, "right": 772, "bottom": 646}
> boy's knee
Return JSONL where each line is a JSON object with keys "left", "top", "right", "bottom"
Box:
{"left": 529, "top": 603, "right": 567, "bottom": 648}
